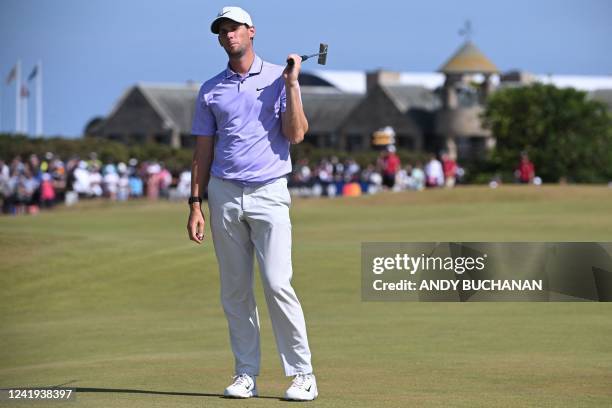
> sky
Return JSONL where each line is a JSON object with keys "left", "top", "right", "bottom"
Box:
{"left": 1, "top": 0, "right": 611, "bottom": 138}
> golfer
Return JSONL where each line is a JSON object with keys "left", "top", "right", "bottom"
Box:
{"left": 186, "top": 6, "right": 317, "bottom": 401}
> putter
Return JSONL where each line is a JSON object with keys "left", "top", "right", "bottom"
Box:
{"left": 287, "top": 43, "right": 328, "bottom": 68}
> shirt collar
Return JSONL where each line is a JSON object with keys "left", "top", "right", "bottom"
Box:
{"left": 225, "top": 54, "right": 264, "bottom": 79}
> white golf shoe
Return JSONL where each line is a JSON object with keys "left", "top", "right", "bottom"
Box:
{"left": 284, "top": 373, "right": 318, "bottom": 401}
{"left": 224, "top": 373, "right": 257, "bottom": 398}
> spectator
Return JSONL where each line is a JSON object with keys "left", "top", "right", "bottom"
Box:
{"left": 28, "top": 154, "right": 42, "bottom": 181}
{"left": 411, "top": 162, "right": 426, "bottom": 191}
{"left": 516, "top": 151, "right": 535, "bottom": 184}
{"left": 146, "top": 161, "right": 161, "bottom": 200}
{"left": 441, "top": 152, "right": 457, "bottom": 188}
{"left": 293, "top": 158, "right": 312, "bottom": 187}
{"left": 158, "top": 164, "right": 172, "bottom": 199}
{"left": 330, "top": 156, "right": 344, "bottom": 181}
{"left": 0, "top": 160, "right": 11, "bottom": 214}
{"left": 378, "top": 145, "right": 401, "bottom": 189}
{"left": 50, "top": 157, "right": 67, "bottom": 202}
{"left": 425, "top": 154, "right": 444, "bottom": 187}
{"left": 73, "top": 161, "right": 91, "bottom": 196}
{"left": 40, "top": 172, "right": 56, "bottom": 208}
{"left": 177, "top": 169, "right": 192, "bottom": 199}
{"left": 103, "top": 164, "right": 120, "bottom": 200}
{"left": 117, "top": 163, "right": 130, "bottom": 201}
{"left": 129, "top": 174, "right": 144, "bottom": 198}
{"left": 360, "top": 164, "right": 381, "bottom": 194}
{"left": 396, "top": 164, "right": 415, "bottom": 191}
{"left": 89, "top": 164, "right": 103, "bottom": 197}
{"left": 345, "top": 159, "right": 361, "bottom": 182}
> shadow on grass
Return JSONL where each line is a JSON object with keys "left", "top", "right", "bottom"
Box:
{"left": 75, "top": 387, "right": 281, "bottom": 400}
{"left": 3, "top": 382, "right": 282, "bottom": 401}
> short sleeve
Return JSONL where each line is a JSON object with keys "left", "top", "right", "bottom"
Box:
{"left": 191, "top": 87, "right": 217, "bottom": 136}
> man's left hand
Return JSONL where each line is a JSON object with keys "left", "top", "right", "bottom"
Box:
{"left": 283, "top": 54, "right": 301, "bottom": 86}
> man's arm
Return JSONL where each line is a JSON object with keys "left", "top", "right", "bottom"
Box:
{"left": 281, "top": 54, "right": 309, "bottom": 144}
{"left": 187, "top": 136, "right": 214, "bottom": 244}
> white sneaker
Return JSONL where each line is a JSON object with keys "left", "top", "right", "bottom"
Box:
{"left": 224, "top": 373, "right": 257, "bottom": 398}
{"left": 284, "top": 373, "right": 318, "bottom": 401}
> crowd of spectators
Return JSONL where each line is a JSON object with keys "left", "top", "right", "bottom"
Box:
{"left": 288, "top": 147, "right": 464, "bottom": 197}
{"left": 2, "top": 148, "right": 539, "bottom": 216}
{"left": 0, "top": 152, "right": 191, "bottom": 215}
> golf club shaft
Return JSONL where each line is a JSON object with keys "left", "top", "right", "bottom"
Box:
{"left": 287, "top": 52, "right": 326, "bottom": 67}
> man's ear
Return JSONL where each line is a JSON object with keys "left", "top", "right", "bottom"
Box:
{"left": 248, "top": 25, "right": 256, "bottom": 40}
{"left": 218, "top": 36, "right": 223, "bottom": 47}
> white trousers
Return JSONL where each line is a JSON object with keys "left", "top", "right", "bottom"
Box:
{"left": 207, "top": 176, "right": 313, "bottom": 377}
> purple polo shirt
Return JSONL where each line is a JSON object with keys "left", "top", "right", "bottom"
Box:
{"left": 191, "top": 54, "right": 295, "bottom": 185}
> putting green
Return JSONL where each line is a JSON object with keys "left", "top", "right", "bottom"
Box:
{"left": 1, "top": 185, "right": 611, "bottom": 407}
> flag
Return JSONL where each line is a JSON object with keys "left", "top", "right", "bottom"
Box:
{"left": 5, "top": 65, "right": 16, "bottom": 84}
{"left": 27, "top": 65, "right": 38, "bottom": 81}
{"left": 21, "top": 84, "right": 29, "bottom": 98}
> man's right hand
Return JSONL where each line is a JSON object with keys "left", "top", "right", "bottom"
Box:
{"left": 187, "top": 207, "right": 206, "bottom": 244}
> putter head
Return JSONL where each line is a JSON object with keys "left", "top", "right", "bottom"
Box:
{"left": 317, "top": 43, "right": 328, "bottom": 65}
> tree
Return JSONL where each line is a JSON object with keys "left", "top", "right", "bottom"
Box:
{"left": 482, "top": 84, "right": 612, "bottom": 183}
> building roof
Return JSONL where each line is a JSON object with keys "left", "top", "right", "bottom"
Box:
{"left": 438, "top": 41, "right": 499, "bottom": 74}
{"left": 381, "top": 84, "right": 440, "bottom": 113}
{"left": 298, "top": 72, "right": 338, "bottom": 87}
{"left": 398, "top": 72, "right": 445, "bottom": 89}
{"left": 138, "top": 83, "right": 200, "bottom": 132}
{"left": 137, "top": 82, "right": 364, "bottom": 135}
{"left": 307, "top": 70, "right": 449, "bottom": 93}
{"left": 105, "top": 81, "right": 362, "bottom": 136}
{"left": 129, "top": 79, "right": 364, "bottom": 135}
{"left": 301, "top": 87, "right": 363, "bottom": 133}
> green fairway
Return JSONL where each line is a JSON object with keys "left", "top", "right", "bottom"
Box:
{"left": 1, "top": 185, "right": 611, "bottom": 407}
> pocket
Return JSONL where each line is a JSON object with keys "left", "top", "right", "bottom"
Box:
{"left": 262, "top": 178, "right": 291, "bottom": 206}
{"left": 278, "top": 179, "right": 291, "bottom": 206}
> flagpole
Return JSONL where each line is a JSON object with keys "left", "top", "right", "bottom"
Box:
{"left": 16, "top": 59, "right": 21, "bottom": 133}
{"left": 0, "top": 79, "right": 3, "bottom": 132}
{"left": 23, "top": 87, "right": 28, "bottom": 135}
{"left": 37, "top": 60, "right": 43, "bottom": 136}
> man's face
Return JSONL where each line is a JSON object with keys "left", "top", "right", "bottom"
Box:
{"left": 217, "top": 19, "right": 255, "bottom": 58}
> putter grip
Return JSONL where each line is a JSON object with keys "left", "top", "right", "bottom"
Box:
{"left": 286, "top": 55, "right": 308, "bottom": 68}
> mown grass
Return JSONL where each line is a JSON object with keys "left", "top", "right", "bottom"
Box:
{"left": 1, "top": 185, "right": 611, "bottom": 407}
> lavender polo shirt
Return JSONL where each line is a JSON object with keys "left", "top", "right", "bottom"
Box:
{"left": 191, "top": 54, "right": 295, "bottom": 186}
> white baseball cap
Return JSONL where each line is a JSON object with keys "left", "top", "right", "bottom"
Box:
{"left": 211, "top": 6, "right": 253, "bottom": 34}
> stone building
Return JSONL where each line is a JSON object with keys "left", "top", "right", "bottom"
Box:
{"left": 336, "top": 71, "right": 439, "bottom": 152}
{"left": 86, "top": 75, "right": 361, "bottom": 150}
{"left": 435, "top": 41, "right": 499, "bottom": 159}
{"left": 86, "top": 82, "right": 200, "bottom": 149}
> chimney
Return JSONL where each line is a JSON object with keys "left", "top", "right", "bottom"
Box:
{"left": 366, "top": 70, "right": 400, "bottom": 93}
